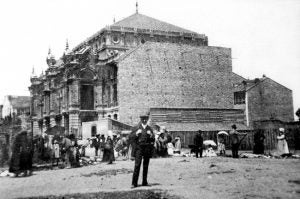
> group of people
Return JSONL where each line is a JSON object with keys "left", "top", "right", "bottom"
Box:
{"left": 193, "top": 124, "right": 290, "bottom": 159}
{"left": 61, "top": 133, "right": 123, "bottom": 166}
{"left": 89, "top": 133, "right": 130, "bottom": 163}
{"left": 244, "top": 126, "right": 289, "bottom": 156}
{"left": 151, "top": 126, "right": 182, "bottom": 157}
{"left": 8, "top": 113, "right": 291, "bottom": 181}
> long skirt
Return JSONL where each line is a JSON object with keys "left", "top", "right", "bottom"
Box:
{"left": 277, "top": 140, "right": 289, "bottom": 155}
{"left": 102, "top": 148, "right": 115, "bottom": 162}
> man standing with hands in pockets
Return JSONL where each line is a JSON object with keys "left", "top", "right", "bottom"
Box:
{"left": 131, "top": 112, "right": 155, "bottom": 188}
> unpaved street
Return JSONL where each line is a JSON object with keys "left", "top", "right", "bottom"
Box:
{"left": 0, "top": 156, "right": 299, "bottom": 199}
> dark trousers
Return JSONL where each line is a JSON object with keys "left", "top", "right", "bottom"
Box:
{"left": 195, "top": 147, "right": 203, "bottom": 158}
{"left": 232, "top": 143, "right": 239, "bottom": 158}
{"left": 132, "top": 146, "right": 151, "bottom": 186}
{"left": 95, "top": 147, "right": 99, "bottom": 156}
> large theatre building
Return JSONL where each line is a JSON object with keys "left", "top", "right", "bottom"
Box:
{"left": 29, "top": 11, "right": 294, "bottom": 137}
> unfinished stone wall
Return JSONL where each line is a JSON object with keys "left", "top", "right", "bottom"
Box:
{"left": 117, "top": 42, "right": 233, "bottom": 125}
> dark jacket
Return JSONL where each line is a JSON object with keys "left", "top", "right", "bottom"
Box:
{"left": 230, "top": 130, "right": 239, "bottom": 145}
{"left": 129, "top": 124, "right": 155, "bottom": 157}
{"left": 102, "top": 138, "right": 115, "bottom": 162}
{"left": 92, "top": 137, "right": 100, "bottom": 148}
{"left": 194, "top": 134, "right": 203, "bottom": 148}
{"left": 9, "top": 131, "right": 33, "bottom": 173}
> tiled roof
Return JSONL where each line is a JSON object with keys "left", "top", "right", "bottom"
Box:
{"left": 72, "top": 12, "right": 203, "bottom": 52}
{"left": 113, "top": 13, "right": 197, "bottom": 34}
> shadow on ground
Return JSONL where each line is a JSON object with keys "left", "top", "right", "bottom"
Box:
{"left": 17, "top": 189, "right": 181, "bottom": 199}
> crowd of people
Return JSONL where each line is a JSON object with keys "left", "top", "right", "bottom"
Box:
{"left": 192, "top": 124, "right": 290, "bottom": 159}
{"left": 151, "top": 126, "right": 182, "bottom": 158}
{"left": 6, "top": 118, "right": 291, "bottom": 178}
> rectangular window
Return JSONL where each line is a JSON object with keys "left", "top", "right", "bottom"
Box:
{"left": 80, "top": 85, "right": 94, "bottom": 110}
{"left": 234, "top": 91, "right": 245, "bottom": 105}
{"left": 113, "top": 84, "right": 117, "bottom": 103}
{"left": 107, "top": 85, "right": 111, "bottom": 105}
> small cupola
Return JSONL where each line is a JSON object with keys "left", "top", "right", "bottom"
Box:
{"left": 46, "top": 48, "right": 56, "bottom": 67}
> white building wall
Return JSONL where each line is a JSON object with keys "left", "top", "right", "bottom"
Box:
{"left": 2, "top": 96, "right": 13, "bottom": 118}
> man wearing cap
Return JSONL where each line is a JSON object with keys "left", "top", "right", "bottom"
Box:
{"left": 130, "top": 113, "right": 155, "bottom": 188}
{"left": 230, "top": 124, "right": 247, "bottom": 158}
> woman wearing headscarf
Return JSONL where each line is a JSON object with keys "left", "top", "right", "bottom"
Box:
{"left": 173, "top": 136, "right": 182, "bottom": 154}
{"left": 102, "top": 135, "right": 115, "bottom": 164}
{"left": 277, "top": 128, "right": 289, "bottom": 156}
{"left": 158, "top": 128, "right": 168, "bottom": 157}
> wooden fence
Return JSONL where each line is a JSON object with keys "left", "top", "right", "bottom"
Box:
{"left": 170, "top": 127, "right": 300, "bottom": 151}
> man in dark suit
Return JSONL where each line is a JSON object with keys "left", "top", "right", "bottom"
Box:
{"left": 230, "top": 124, "right": 247, "bottom": 158}
{"left": 194, "top": 130, "right": 204, "bottom": 158}
{"left": 131, "top": 113, "right": 155, "bottom": 188}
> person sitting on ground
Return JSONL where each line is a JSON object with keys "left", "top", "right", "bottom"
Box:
{"left": 81, "top": 138, "right": 90, "bottom": 157}
{"left": 167, "top": 142, "right": 175, "bottom": 155}
{"left": 173, "top": 136, "right": 182, "bottom": 154}
{"left": 203, "top": 144, "right": 217, "bottom": 157}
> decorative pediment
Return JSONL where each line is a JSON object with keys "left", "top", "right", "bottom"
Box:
{"left": 64, "top": 66, "right": 98, "bottom": 81}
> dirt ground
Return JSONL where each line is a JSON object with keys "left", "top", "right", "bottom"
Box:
{"left": 0, "top": 155, "right": 300, "bottom": 199}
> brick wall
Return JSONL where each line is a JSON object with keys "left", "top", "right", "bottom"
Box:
{"left": 247, "top": 78, "right": 294, "bottom": 126}
{"left": 117, "top": 42, "right": 233, "bottom": 125}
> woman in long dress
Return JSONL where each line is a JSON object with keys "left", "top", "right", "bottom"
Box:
{"left": 277, "top": 128, "right": 289, "bottom": 156}
{"left": 217, "top": 136, "right": 226, "bottom": 156}
{"left": 9, "top": 131, "right": 33, "bottom": 176}
{"left": 102, "top": 136, "right": 115, "bottom": 164}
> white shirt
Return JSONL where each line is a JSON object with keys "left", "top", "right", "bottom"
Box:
{"left": 141, "top": 123, "right": 148, "bottom": 129}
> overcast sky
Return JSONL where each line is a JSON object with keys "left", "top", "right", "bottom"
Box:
{"left": 0, "top": 0, "right": 299, "bottom": 118}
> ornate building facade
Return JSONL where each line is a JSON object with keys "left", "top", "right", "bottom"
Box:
{"left": 29, "top": 10, "right": 294, "bottom": 136}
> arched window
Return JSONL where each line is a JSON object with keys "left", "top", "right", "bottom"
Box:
{"left": 113, "top": 114, "right": 118, "bottom": 120}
